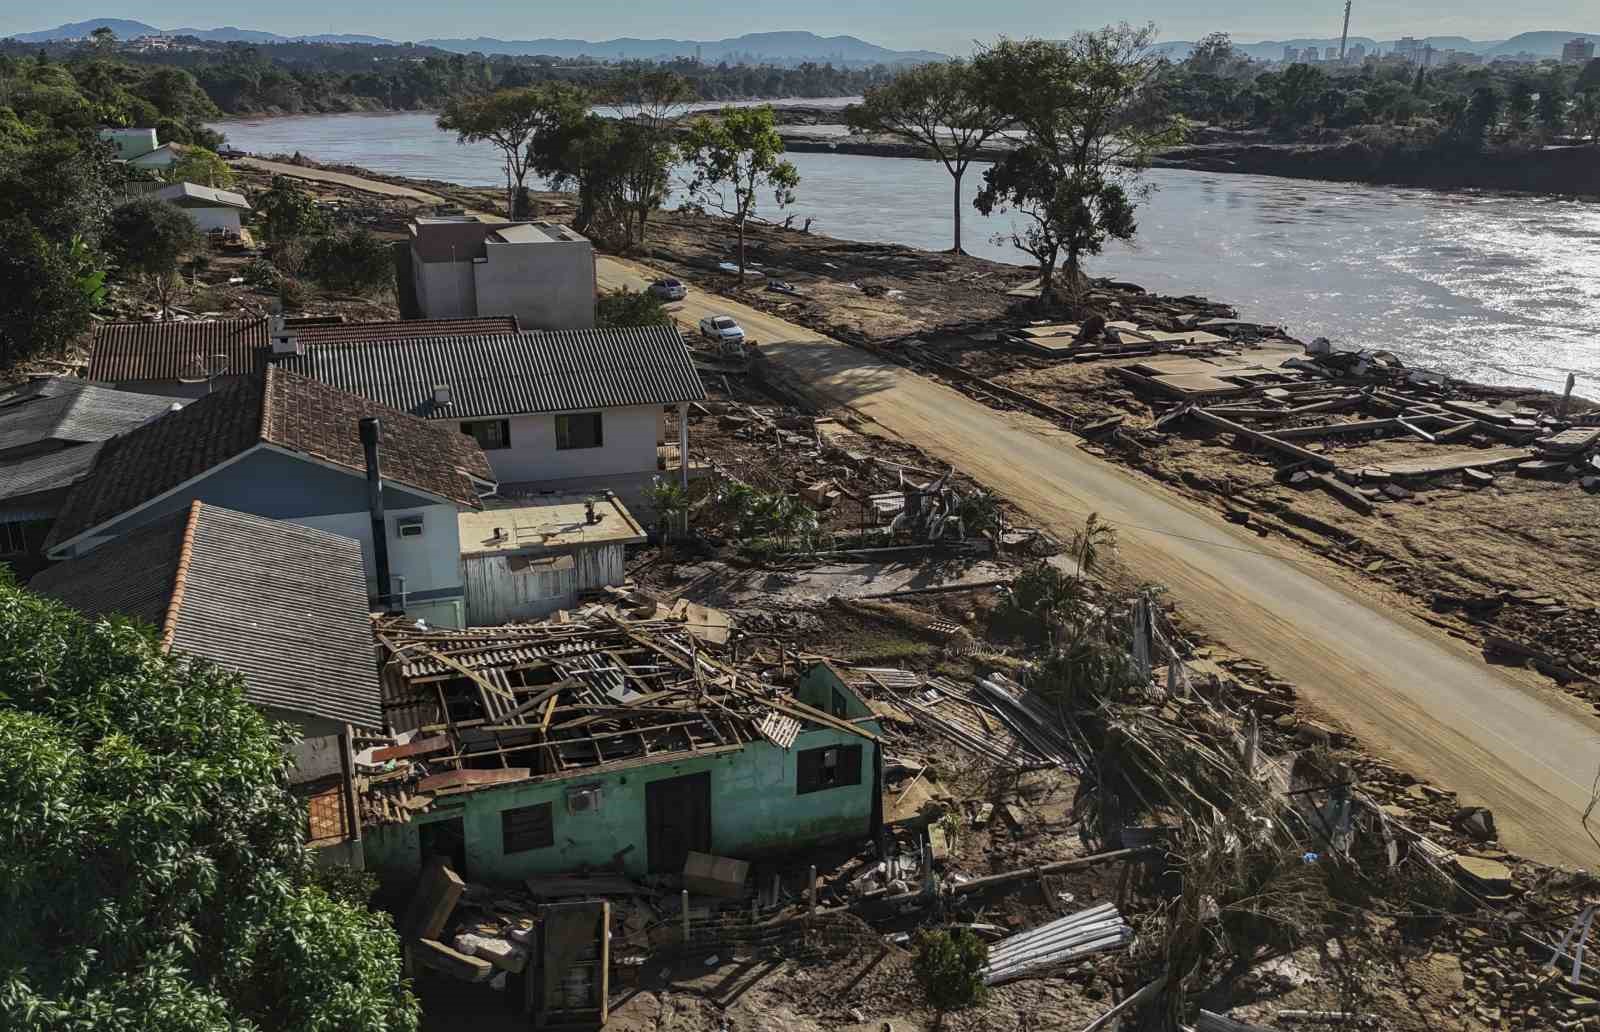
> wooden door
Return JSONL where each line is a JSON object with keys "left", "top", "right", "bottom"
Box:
{"left": 645, "top": 772, "right": 711, "bottom": 874}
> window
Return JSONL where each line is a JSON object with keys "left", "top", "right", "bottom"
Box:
{"left": 396, "top": 516, "right": 424, "bottom": 538}
{"left": 555, "top": 412, "right": 604, "bottom": 450}
{"left": 501, "top": 801, "right": 554, "bottom": 853}
{"left": 831, "top": 688, "right": 850, "bottom": 719}
{"left": 0, "top": 521, "right": 28, "bottom": 555}
{"left": 461, "top": 419, "right": 511, "bottom": 450}
{"left": 796, "top": 744, "right": 862, "bottom": 795}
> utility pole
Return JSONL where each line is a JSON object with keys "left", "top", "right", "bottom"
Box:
{"left": 1339, "top": 0, "right": 1353, "bottom": 62}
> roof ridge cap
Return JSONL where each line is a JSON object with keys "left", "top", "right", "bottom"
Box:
{"left": 258, "top": 366, "right": 275, "bottom": 442}
{"left": 160, "top": 501, "right": 203, "bottom": 652}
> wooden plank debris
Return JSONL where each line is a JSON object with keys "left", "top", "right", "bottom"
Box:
{"left": 414, "top": 937, "right": 493, "bottom": 982}
{"left": 403, "top": 859, "right": 465, "bottom": 940}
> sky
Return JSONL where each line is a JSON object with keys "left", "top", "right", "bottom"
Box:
{"left": 5, "top": 2, "right": 1598, "bottom": 56}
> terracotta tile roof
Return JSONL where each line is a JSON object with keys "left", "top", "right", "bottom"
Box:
{"left": 45, "top": 368, "right": 494, "bottom": 551}
{"left": 32, "top": 502, "right": 384, "bottom": 729}
{"left": 89, "top": 317, "right": 521, "bottom": 382}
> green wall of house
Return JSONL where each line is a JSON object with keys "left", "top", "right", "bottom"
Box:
{"left": 365, "top": 722, "right": 881, "bottom": 887}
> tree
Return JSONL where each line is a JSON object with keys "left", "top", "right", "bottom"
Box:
{"left": 1578, "top": 58, "right": 1600, "bottom": 95}
{"left": 596, "top": 288, "right": 670, "bottom": 328}
{"left": 0, "top": 579, "right": 418, "bottom": 1030}
{"left": 1507, "top": 78, "right": 1535, "bottom": 133}
{"left": 1463, "top": 85, "right": 1502, "bottom": 146}
{"left": 1574, "top": 88, "right": 1600, "bottom": 140}
{"left": 254, "top": 175, "right": 327, "bottom": 240}
{"left": 89, "top": 26, "right": 117, "bottom": 49}
{"left": 1537, "top": 76, "right": 1568, "bottom": 136}
{"left": 972, "top": 24, "right": 1183, "bottom": 303}
{"left": 849, "top": 60, "right": 1008, "bottom": 252}
{"left": 307, "top": 229, "right": 394, "bottom": 293}
{"left": 438, "top": 85, "right": 583, "bottom": 218}
{"left": 0, "top": 224, "right": 102, "bottom": 369}
{"left": 911, "top": 928, "right": 989, "bottom": 1027}
{"left": 1186, "top": 32, "right": 1251, "bottom": 79}
{"left": 107, "top": 197, "right": 202, "bottom": 315}
{"left": 682, "top": 105, "right": 800, "bottom": 280}
{"left": 166, "top": 145, "right": 236, "bottom": 187}
{"left": 606, "top": 69, "right": 694, "bottom": 245}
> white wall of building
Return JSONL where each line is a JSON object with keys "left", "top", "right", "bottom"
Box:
{"left": 474, "top": 237, "right": 595, "bottom": 329}
{"left": 181, "top": 206, "right": 242, "bottom": 234}
{"left": 468, "top": 405, "right": 661, "bottom": 484}
{"left": 413, "top": 259, "right": 478, "bottom": 320}
{"left": 293, "top": 501, "right": 466, "bottom": 625}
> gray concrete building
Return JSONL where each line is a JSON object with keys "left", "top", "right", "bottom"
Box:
{"left": 408, "top": 217, "right": 596, "bottom": 330}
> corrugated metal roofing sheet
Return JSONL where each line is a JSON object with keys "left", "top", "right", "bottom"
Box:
{"left": 32, "top": 503, "right": 384, "bottom": 728}
{"left": 0, "top": 378, "right": 179, "bottom": 456}
{"left": 279, "top": 326, "right": 706, "bottom": 419}
{"left": 88, "top": 317, "right": 521, "bottom": 382}
{"left": 0, "top": 443, "right": 102, "bottom": 503}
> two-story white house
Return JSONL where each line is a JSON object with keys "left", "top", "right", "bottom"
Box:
{"left": 98, "top": 127, "right": 178, "bottom": 170}
{"left": 278, "top": 326, "right": 706, "bottom": 512}
{"left": 43, "top": 368, "right": 498, "bottom": 629}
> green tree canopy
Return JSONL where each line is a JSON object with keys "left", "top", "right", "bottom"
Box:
{"left": 973, "top": 24, "right": 1183, "bottom": 302}
{"left": 438, "top": 84, "right": 584, "bottom": 218}
{"left": 166, "top": 145, "right": 235, "bottom": 188}
{"left": 682, "top": 105, "right": 800, "bottom": 279}
{"left": 849, "top": 59, "right": 1008, "bottom": 253}
{"left": 107, "top": 196, "right": 202, "bottom": 315}
{"left": 254, "top": 175, "right": 328, "bottom": 240}
{"left": 0, "top": 578, "right": 418, "bottom": 1031}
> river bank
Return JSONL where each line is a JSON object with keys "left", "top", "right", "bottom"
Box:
{"left": 775, "top": 124, "right": 1600, "bottom": 199}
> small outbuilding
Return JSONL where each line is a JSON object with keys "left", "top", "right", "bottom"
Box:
{"left": 459, "top": 492, "right": 647, "bottom": 625}
{"left": 152, "top": 181, "right": 252, "bottom": 234}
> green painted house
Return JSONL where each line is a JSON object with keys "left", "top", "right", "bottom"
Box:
{"left": 364, "top": 662, "right": 882, "bottom": 887}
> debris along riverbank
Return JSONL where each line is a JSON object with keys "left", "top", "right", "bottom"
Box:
{"left": 225, "top": 156, "right": 1597, "bottom": 710}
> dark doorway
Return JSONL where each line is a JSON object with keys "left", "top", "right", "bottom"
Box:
{"left": 419, "top": 815, "right": 467, "bottom": 876}
{"left": 645, "top": 772, "right": 711, "bottom": 874}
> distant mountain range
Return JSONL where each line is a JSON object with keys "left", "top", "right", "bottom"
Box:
{"left": 1155, "top": 31, "right": 1599, "bottom": 62}
{"left": 7, "top": 20, "right": 945, "bottom": 66}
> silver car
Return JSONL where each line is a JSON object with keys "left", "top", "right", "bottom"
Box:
{"left": 649, "top": 278, "right": 687, "bottom": 301}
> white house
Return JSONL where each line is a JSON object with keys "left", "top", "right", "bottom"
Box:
{"left": 99, "top": 127, "right": 178, "bottom": 169}
{"left": 152, "top": 181, "right": 251, "bottom": 234}
{"left": 43, "top": 367, "right": 498, "bottom": 630}
{"left": 407, "top": 216, "right": 596, "bottom": 330}
{"left": 279, "top": 326, "right": 706, "bottom": 510}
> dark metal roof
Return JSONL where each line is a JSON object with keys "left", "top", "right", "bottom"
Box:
{"left": 45, "top": 368, "right": 495, "bottom": 551}
{"left": 279, "top": 326, "right": 707, "bottom": 420}
{"left": 0, "top": 378, "right": 179, "bottom": 457}
{"left": 0, "top": 444, "right": 102, "bottom": 504}
{"left": 88, "top": 317, "right": 521, "bottom": 381}
{"left": 31, "top": 502, "right": 384, "bottom": 729}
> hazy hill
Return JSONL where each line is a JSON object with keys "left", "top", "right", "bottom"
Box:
{"left": 8, "top": 20, "right": 944, "bottom": 65}
{"left": 417, "top": 30, "right": 947, "bottom": 65}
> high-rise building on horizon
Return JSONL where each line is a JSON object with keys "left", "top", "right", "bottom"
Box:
{"left": 1562, "top": 37, "right": 1595, "bottom": 64}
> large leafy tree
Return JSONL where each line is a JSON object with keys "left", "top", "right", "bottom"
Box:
{"left": 166, "top": 146, "right": 235, "bottom": 188}
{"left": 437, "top": 84, "right": 584, "bottom": 218}
{"left": 973, "top": 24, "right": 1183, "bottom": 303}
{"left": 605, "top": 69, "right": 693, "bottom": 245}
{"left": 0, "top": 579, "right": 418, "bottom": 1031}
{"left": 682, "top": 105, "right": 800, "bottom": 280}
{"left": 107, "top": 197, "right": 202, "bottom": 314}
{"left": 849, "top": 60, "right": 1008, "bottom": 253}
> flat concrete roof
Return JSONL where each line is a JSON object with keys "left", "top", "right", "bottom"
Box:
{"left": 490, "top": 222, "right": 586, "bottom": 245}
{"left": 459, "top": 493, "right": 646, "bottom": 558}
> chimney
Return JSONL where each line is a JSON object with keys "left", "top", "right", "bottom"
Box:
{"left": 360, "top": 417, "right": 394, "bottom": 609}
{"left": 432, "top": 383, "right": 452, "bottom": 407}
{"left": 269, "top": 312, "right": 301, "bottom": 356}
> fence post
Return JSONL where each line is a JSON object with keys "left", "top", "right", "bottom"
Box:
{"left": 681, "top": 889, "right": 690, "bottom": 946}
{"left": 807, "top": 866, "right": 817, "bottom": 915}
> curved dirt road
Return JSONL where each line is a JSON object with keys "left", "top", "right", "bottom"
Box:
{"left": 599, "top": 254, "right": 1600, "bottom": 868}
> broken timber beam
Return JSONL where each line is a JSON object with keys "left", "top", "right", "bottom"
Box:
{"left": 1190, "top": 409, "right": 1335, "bottom": 470}
{"left": 1312, "top": 473, "right": 1374, "bottom": 515}
{"left": 947, "top": 847, "right": 1156, "bottom": 896}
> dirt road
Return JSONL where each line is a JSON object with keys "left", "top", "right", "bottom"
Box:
{"left": 599, "top": 254, "right": 1600, "bottom": 868}
{"left": 236, "top": 157, "right": 446, "bottom": 204}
